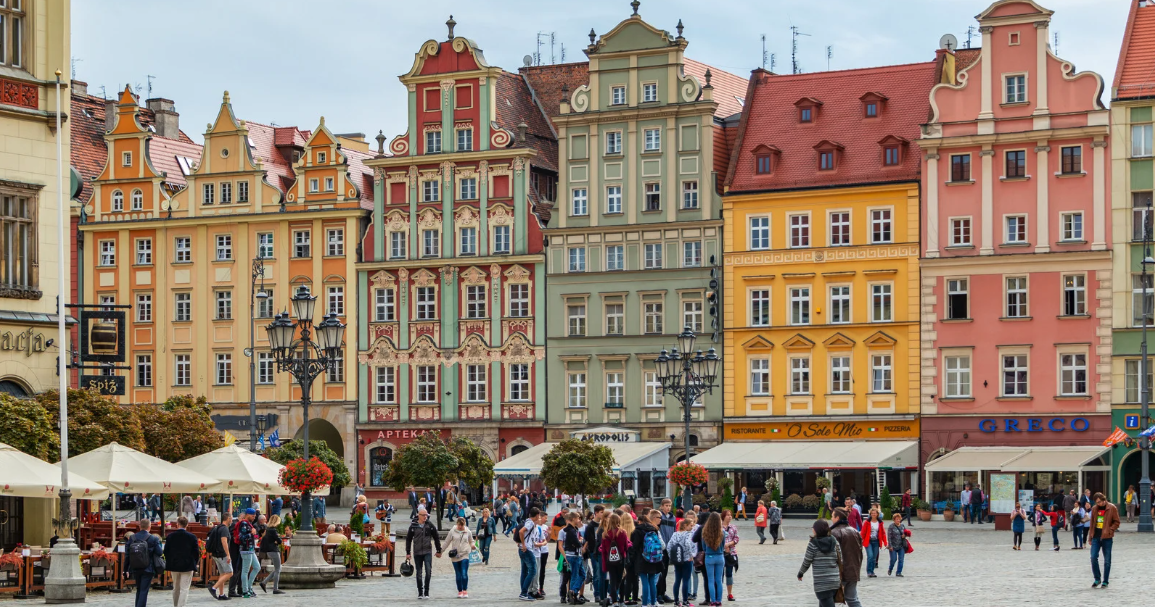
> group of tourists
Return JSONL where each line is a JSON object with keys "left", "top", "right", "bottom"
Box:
{"left": 796, "top": 507, "right": 912, "bottom": 607}
{"left": 1007, "top": 491, "right": 1121, "bottom": 588}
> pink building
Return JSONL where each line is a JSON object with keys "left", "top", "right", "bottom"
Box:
{"left": 918, "top": 0, "right": 1113, "bottom": 508}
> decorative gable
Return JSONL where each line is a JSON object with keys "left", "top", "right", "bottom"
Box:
{"left": 864, "top": 331, "right": 898, "bottom": 348}
{"left": 822, "top": 333, "right": 856, "bottom": 349}
{"left": 742, "top": 336, "right": 774, "bottom": 350}
{"left": 782, "top": 334, "right": 815, "bottom": 350}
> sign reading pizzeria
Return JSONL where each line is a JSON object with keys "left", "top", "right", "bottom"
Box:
{"left": 724, "top": 419, "right": 920, "bottom": 441}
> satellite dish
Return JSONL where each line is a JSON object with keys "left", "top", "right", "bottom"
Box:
{"left": 522, "top": 55, "right": 533, "bottom": 67}
{"left": 939, "top": 33, "right": 958, "bottom": 51}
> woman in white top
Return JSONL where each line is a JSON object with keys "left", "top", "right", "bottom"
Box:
{"left": 445, "top": 517, "right": 475, "bottom": 598}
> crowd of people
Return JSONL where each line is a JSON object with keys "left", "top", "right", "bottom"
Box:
{"left": 1007, "top": 491, "right": 1121, "bottom": 588}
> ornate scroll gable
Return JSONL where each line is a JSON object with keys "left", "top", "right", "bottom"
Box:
{"left": 678, "top": 70, "right": 702, "bottom": 103}
{"left": 570, "top": 84, "right": 591, "bottom": 114}
{"left": 389, "top": 132, "right": 410, "bottom": 156}
{"left": 490, "top": 123, "right": 513, "bottom": 148}
{"left": 358, "top": 336, "right": 403, "bottom": 366}
{"left": 370, "top": 270, "right": 397, "bottom": 290}
{"left": 417, "top": 208, "right": 442, "bottom": 231}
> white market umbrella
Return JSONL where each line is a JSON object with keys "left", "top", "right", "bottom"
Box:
{"left": 176, "top": 444, "right": 329, "bottom": 496}
{"left": 0, "top": 442, "right": 109, "bottom": 499}
{"left": 66, "top": 442, "right": 218, "bottom": 494}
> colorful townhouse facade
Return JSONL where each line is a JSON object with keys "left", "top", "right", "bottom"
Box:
{"left": 1108, "top": 0, "right": 1155, "bottom": 504}
{"left": 704, "top": 61, "right": 934, "bottom": 500}
{"left": 354, "top": 19, "right": 555, "bottom": 495}
{"left": 78, "top": 87, "right": 372, "bottom": 475}
{"left": 918, "top": 0, "right": 1113, "bottom": 505}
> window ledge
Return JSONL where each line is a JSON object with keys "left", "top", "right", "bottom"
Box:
{"left": 999, "top": 176, "right": 1031, "bottom": 182}
{"left": 641, "top": 150, "right": 663, "bottom": 156}
{"left": 1056, "top": 239, "right": 1086, "bottom": 245}
{"left": 641, "top": 209, "right": 663, "bottom": 214}
{"left": 679, "top": 206, "right": 701, "bottom": 212}
{"left": 938, "top": 397, "right": 975, "bottom": 402}
{"left": 1001, "top": 242, "right": 1031, "bottom": 248}
{"left": 603, "top": 211, "right": 624, "bottom": 216}
{"left": 603, "top": 152, "right": 624, "bottom": 158}
{"left": 788, "top": 393, "right": 815, "bottom": 397}
{"left": 212, "top": 259, "right": 237, "bottom": 264}
{"left": 869, "top": 391, "right": 897, "bottom": 395}
{"left": 941, "top": 318, "right": 973, "bottom": 323}
{"left": 212, "top": 318, "right": 235, "bottom": 323}
{"left": 996, "top": 396, "right": 1033, "bottom": 401}
{"left": 946, "top": 244, "right": 975, "bottom": 250}
{"left": 1057, "top": 314, "right": 1091, "bottom": 320}
{"left": 945, "top": 180, "right": 976, "bottom": 187}
{"left": 1000, "top": 316, "right": 1033, "bottom": 321}
{"left": 1000, "top": 101, "right": 1030, "bottom": 108}
{"left": 1055, "top": 171, "right": 1087, "bottom": 179}
{"left": 1055, "top": 395, "right": 1091, "bottom": 401}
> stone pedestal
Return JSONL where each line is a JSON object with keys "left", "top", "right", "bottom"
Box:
{"left": 277, "top": 533, "right": 345, "bottom": 589}
{"left": 43, "top": 538, "right": 86, "bottom": 603}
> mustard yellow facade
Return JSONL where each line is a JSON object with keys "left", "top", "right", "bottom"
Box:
{"left": 722, "top": 183, "right": 921, "bottom": 422}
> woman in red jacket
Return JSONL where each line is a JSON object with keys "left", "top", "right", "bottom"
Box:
{"left": 860, "top": 508, "right": 887, "bottom": 578}
{"left": 599, "top": 512, "right": 629, "bottom": 607}
{"left": 754, "top": 500, "right": 769, "bottom": 544}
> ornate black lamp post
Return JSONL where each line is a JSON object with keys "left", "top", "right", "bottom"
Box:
{"left": 1140, "top": 197, "right": 1153, "bottom": 533}
{"left": 655, "top": 326, "right": 720, "bottom": 513}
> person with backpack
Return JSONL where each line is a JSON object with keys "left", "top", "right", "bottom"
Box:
{"left": 970, "top": 485, "right": 985, "bottom": 524}
{"left": 599, "top": 512, "right": 629, "bottom": 607}
{"left": 560, "top": 511, "right": 586, "bottom": 605}
{"left": 163, "top": 517, "right": 200, "bottom": 607}
{"left": 720, "top": 510, "right": 740, "bottom": 602}
{"left": 226, "top": 512, "right": 243, "bottom": 598}
{"left": 583, "top": 505, "right": 606, "bottom": 605}
{"left": 234, "top": 508, "right": 259, "bottom": 598}
{"left": 632, "top": 510, "right": 665, "bottom": 607}
{"left": 517, "top": 507, "right": 545, "bottom": 601}
{"left": 1070, "top": 502, "right": 1087, "bottom": 549}
{"left": 207, "top": 514, "right": 233, "bottom": 600}
{"left": 126, "top": 519, "right": 164, "bottom": 607}
{"left": 667, "top": 519, "right": 696, "bottom": 607}
{"left": 768, "top": 501, "right": 783, "bottom": 545}
{"left": 620, "top": 508, "right": 639, "bottom": 605}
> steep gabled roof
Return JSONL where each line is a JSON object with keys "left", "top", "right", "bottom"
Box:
{"left": 342, "top": 146, "right": 377, "bottom": 210}
{"left": 684, "top": 59, "right": 748, "bottom": 119}
{"left": 495, "top": 70, "right": 558, "bottom": 173}
{"left": 244, "top": 121, "right": 298, "bottom": 194}
{"left": 1114, "top": 0, "right": 1155, "bottom": 100}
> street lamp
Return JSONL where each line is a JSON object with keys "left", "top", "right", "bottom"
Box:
{"left": 247, "top": 257, "right": 269, "bottom": 451}
{"left": 1140, "top": 197, "right": 1154, "bottom": 533}
{"left": 655, "top": 326, "right": 721, "bottom": 512}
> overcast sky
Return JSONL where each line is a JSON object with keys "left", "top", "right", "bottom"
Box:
{"left": 73, "top": 0, "right": 1128, "bottom": 145}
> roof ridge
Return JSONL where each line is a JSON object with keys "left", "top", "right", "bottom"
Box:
{"left": 762, "top": 60, "right": 937, "bottom": 81}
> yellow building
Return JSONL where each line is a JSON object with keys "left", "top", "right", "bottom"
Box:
{"left": 701, "top": 62, "right": 935, "bottom": 499}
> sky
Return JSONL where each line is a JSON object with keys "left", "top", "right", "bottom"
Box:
{"left": 73, "top": 0, "right": 1130, "bottom": 145}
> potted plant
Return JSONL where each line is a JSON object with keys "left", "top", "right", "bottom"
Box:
{"left": 915, "top": 498, "right": 932, "bottom": 521}
{"left": 338, "top": 539, "right": 367, "bottom": 578}
{"left": 943, "top": 501, "right": 956, "bottom": 522}
{"left": 0, "top": 551, "right": 23, "bottom": 585}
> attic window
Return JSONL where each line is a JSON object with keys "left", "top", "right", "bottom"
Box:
{"left": 859, "top": 92, "right": 888, "bottom": 119}
{"left": 865, "top": 103, "right": 877, "bottom": 117}
{"left": 813, "top": 140, "right": 844, "bottom": 172}
{"left": 757, "top": 155, "right": 772, "bottom": 174}
{"left": 820, "top": 151, "right": 835, "bottom": 170}
{"left": 801, "top": 108, "right": 812, "bottom": 123}
{"left": 1009, "top": 32, "right": 1020, "bottom": 46}
{"left": 317, "top": 151, "right": 327, "bottom": 164}
{"left": 752, "top": 144, "right": 779, "bottom": 175}
{"left": 794, "top": 97, "right": 822, "bottom": 124}
{"left": 884, "top": 146, "right": 900, "bottom": 166}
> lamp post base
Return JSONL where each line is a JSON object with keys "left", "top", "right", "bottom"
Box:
{"left": 43, "top": 538, "right": 86, "bottom": 603}
{"left": 277, "top": 533, "right": 345, "bottom": 589}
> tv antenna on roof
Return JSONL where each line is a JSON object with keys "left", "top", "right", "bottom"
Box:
{"left": 965, "top": 26, "right": 977, "bottom": 49}
{"left": 791, "top": 26, "right": 810, "bottom": 74}
{"left": 761, "top": 34, "right": 776, "bottom": 72}
{"left": 147, "top": 75, "right": 155, "bottom": 99}
{"left": 826, "top": 45, "right": 833, "bottom": 71}
{"left": 1053, "top": 31, "right": 1059, "bottom": 55}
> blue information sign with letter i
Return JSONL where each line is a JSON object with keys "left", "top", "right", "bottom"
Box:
{"left": 1125, "top": 414, "right": 1140, "bottom": 430}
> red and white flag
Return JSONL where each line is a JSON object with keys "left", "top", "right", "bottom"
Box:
{"left": 1102, "top": 427, "right": 1128, "bottom": 447}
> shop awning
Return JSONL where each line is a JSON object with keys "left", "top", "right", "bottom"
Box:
{"left": 924, "top": 446, "right": 1110, "bottom": 473}
{"left": 494, "top": 442, "right": 671, "bottom": 477}
{"left": 690, "top": 440, "right": 919, "bottom": 470}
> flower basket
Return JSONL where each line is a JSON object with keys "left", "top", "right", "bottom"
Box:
{"left": 279, "top": 457, "right": 334, "bottom": 494}
{"left": 668, "top": 461, "right": 709, "bottom": 488}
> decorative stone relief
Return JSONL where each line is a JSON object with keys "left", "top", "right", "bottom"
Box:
{"left": 370, "top": 270, "right": 397, "bottom": 290}
{"left": 385, "top": 210, "right": 410, "bottom": 233}
{"left": 490, "top": 124, "right": 512, "bottom": 148}
{"left": 441, "top": 161, "right": 456, "bottom": 185}
{"left": 504, "top": 264, "right": 530, "bottom": 283}
{"left": 358, "top": 337, "right": 401, "bottom": 366}
{"left": 478, "top": 160, "right": 489, "bottom": 184}
{"left": 512, "top": 156, "right": 525, "bottom": 175}
{"left": 410, "top": 337, "right": 441, "bottom": 365}
{"left": 570, "top": 84, "right": 591, "bottom": 113}
{"left": 455, "top": 205, "right": 479, "bottom": 228}
{"left": 411, "top": 269, "right": 436, "bottom": 287}
{"left": 460, "top": 266, "right": 487, "bottom": 285}
{"left": 440, "top": 266, "right": 458, "bottom": 286}
{"left": 489, "top": 205, "right": 514, "bottom": 226}
{"left": 373, "top": 166, "right": 386, "bottom": 185}
{"left": 678, "top": 71, "right": 702, "bottom": 103}
{"left": 417, "top": 208, "right": 441, "bottom": 230}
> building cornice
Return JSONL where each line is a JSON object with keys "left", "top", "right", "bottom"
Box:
{"left": 79, "top": 207, "right": 366, "bottom": 231}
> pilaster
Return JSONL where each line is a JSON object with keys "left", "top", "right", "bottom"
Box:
{"left": 925, "top": 152, "right": 940, "bottom": 257}
{"left": 980, "top": 148, "right": 995, "bottom": 255}
{"left": 1035, "top": 144, "right": 1050, "bottom": 253}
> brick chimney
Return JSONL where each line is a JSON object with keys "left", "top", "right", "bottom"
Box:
{"left": 71, "top": 80, "right": 88, "bottom": 97}
{"left": 145, "top": 98, "right": 179, "bottom": 140}
{"left": 104, "top": 98, "right": 117, "bottom": 132}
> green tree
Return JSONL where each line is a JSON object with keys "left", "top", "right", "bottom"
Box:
{"left": 37, "top": 388, "right": 145, "bottom": 459}
{"left": 136, "top": 395, "right": 223, "bottom": 462}
{"left": 382, "top": 432, "right": 459, "bottom": 493}
{"left": 265, "top": 439, "right": 351, "bottom": 489}
{"left": 449, "top": 436, "right": 494, "bottom": 493}
{"left": 0, "top": 393, "right": 58, "bottom": 460}
{"left": 539, "top": 439, "right": 616, "bottom": 498}
{"left": 717, "top": 476, "right": 734, "bottom": 512}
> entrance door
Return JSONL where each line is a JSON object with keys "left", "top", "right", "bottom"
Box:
{"left": 0, "top": 496, "right": 24, "bottom": 552}
{"left": 1120, "top": 450, "right": 1151, "bottom": 502}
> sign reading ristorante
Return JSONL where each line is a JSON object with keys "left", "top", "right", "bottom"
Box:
{"left": 724, "top": 419, "right": 920, "bottom": 441}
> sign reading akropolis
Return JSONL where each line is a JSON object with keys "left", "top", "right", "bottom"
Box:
{"left": 724, "top": 419, "right": 920, "bottom": 441}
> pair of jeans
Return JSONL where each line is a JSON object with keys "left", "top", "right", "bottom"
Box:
{"left": 1072, "top": 527, "right": 1083, "bottom": 548}
{"left": 171, "top": 570, "right": 194, "bottom": 607}
{"left": 132, "top": 572, "right": 153, "bottom": 607}
{"left": 769, "top": 524, "right": 780, "bottom": 544}
{"left": 704, "top": 554, "right": 724, "bottom": 605}
{"left": 478, "top": 535, "right": 492, "bottom": 564}
{"left": 1090, "top": 537, "right": 1112, "bottom": 583}
{"left": 519, "top": 549, "right": 538, "bottom": 597}
{"left": 264, "top": 551, "right": 281, "bottom": 592}
{"left": 240, "top": 551, "right": 259, "bottom": 594}
{"left": 567, "top": 555, "right": 585, "bottom": 595}
{"left": 606, "top": 563, "right": 624, "bottom": 604}
{"left": 816, "top": 588, "right": 838, "bottom": 607}
{"left": 588, "top": 554, "right": 604, "bottom": 601}
{"left": 755, "top": 526, "right": 766, "bottom": 541}
{"left": 888, "top": 547, "right": 904, "bottom": 575}
{"left": 842, "top": 581, "right": 863, "bottom": 607}
{"left": 970, "top": 504, "right": 981, "bottom": 523}
{"left": 725, "top": 559, "right": 735, "bottom": 586}
{"left": 452, "top": 559, "right": 470, "bottom": 591}
{"left": 902, "top": 506, "right": 914, "bottom": 526}
{"left": 865, "top": 540, "right": 880, "bottom": 575}
{"left": 639, "top": 571, "right": 658, "bottom": 606}
{"left": 414, "top": 553, "right": 433, "bottom": 596}
{"left": 1051, "top": 527, "right": 1061, "bottom": 547}
{"left": 672, "top": 562, "right": 692, "bottom": 603}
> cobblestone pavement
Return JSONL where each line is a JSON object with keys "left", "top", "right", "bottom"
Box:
{"left": 69, "top": 519, "right": 1155, "bottom": 607}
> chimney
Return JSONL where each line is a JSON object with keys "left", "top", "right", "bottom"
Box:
{"left": 71, "top": 80, "right": 88, "bottom": 97}
{"left": 516, "top": 121, "right": 528, "bottom": 144}
{"left": 146, "top": 98, "right": 180, "bottom": 140}
{"left": 104, "top": 98, "right": 117, "bottom": 132}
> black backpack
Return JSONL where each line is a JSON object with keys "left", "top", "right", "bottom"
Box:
{"left": 127, "top": 536, "right": 151, "bottom": 570}
{"left": 207, "top": 525, "right": 227, "bottom": 557}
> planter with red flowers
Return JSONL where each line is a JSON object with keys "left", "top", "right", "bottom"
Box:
{"left": 279, "top": 457, "right": 334, "bottom": 494}
{"left": 668, "top": 461, "right": 709, "bottom": 488}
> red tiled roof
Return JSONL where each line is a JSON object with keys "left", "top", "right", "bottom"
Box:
{"left": 495, "top": 70, "right": 558, "bottom": 173}
{"left": 245, "top": 121, "right": 297, "bottom": 194}
{"left": 1115, "top": 0, "right": 1155, "bottom": 100}
{"left": 726, "top": 62, "right": 936, "bottom": 193}
{"left": 274, "top": 126, "right": 307, "bottom": 148}
{"left": 955, "top": 48, "right": 981, "bottom": 73}
{"left": 520, "top": 62, "right": 590, "bottom": 121}
{"left": 342, "top": 146, "right": 377, "bottom": 210}
{"left": 147, "top": 136, "right": 204, "bottom": 189}
{"left": 684, "top": 59, "right": 748, "bottom": 119}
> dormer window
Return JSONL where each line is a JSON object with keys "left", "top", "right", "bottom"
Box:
{"left": 878, "top": 135, "right": 908, "bottom": 168}
{"left": 751, "top": 144, "right": 780, "bottom": 175}
{"left": 813, "top": 140, "right": 844, "bottom": 172}
{"left": 820, "top": 151, "right": 834, "bottom": 170}
{"left": 801, "top": 108, "right": 812, "bottom": 123}
{"left": 860, "top": 92, "right": 888, "bottom": 119}
{"left": 884, "top": 147, "right": 900, "bottom": 166}
{"left": 794, "top": 97, "right": 822, "bottom": 124}
{"left": 757, "top": 155, "right": 772, "bottom": 174}
{"left": 866, "top": 103, "right": 877, "bottom": 117}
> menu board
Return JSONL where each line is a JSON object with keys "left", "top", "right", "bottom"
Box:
{"left": 990, "top": 473, "right": 1017, "bottom": 514}
{"left": 1018, "top": 489, "right": 1035, "bottom": 512}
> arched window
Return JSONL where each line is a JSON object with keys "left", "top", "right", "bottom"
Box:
{"left": 112, "top": 190, "right": 124, "bottom": 212}
{"left": 688, "top": 434, "right": 699, "bottom": 447}
{"left": 131, "top": 189, "right": 143, "bottom": 211}
{"left": 369, "top": 446, "right": 392, "bottom": 487}
{"left": 511, "top": 444, "right": 529, "bottom": 457}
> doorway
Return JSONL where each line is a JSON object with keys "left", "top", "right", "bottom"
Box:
{"left": 0, "top": 496, "right": 24, "bottom": 551}
{"left": 1120, "top": 449, "right": 1152, "bottom": 503}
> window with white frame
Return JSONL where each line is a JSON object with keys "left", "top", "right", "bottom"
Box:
{"left": 509, "top": 364, "right": 530, "bottom": 401}
{"left": 644, "top": 183, "right": 661, "bottom": 211}
{"left": 1005, "top": 215, "right": 1027, "bottom": 244}
{"left": 683, "top": 181, "right": 699, "bottom": 209}
{"left": 1060, "top": 353, "right": 1087, "bottom": 396}
{"left": 1133, "top": 124, "right": 1153, "bottom": 158}
{"left": 750, "top": 216, "right": 770, "bottom": 250}
{"left": 571, "top": 188, "right": 588, "bottom": 216}
{"left": 751, "top": 289, "right": 770, "bottom": 327}
{"left": 644, "top": 128, "right": 661, "bottom": 151}
{"left": 216, "top": 234, "right": 233, "bottom": 260}
{"left": 136, "top": 354, "right": 152, "bottom": 387}
{"left": 644, "top": 301, "right": 664, "bottom": 334}
{"left": 871, "top": 284, "right": 893, "bottom": 322}
{"left": 947, "top": 278, "right": 969, "bottom": 320}
{"left": 457, "top": 128, "right": 473, "bottom": 152}
{"left": 493, "top": 225, "right": 511, "bottom": 254}
{"left": 644, "top": 243, "right": 663, "bottom": 269}
{"left": 317, "top": 151, "right": 327, "bottom": 164}
{"left": 466, "top": 365, "right": 487, "bottom": 402}
{"left": 174, "top": 292, "right": 191, "bottom": 322}
{"left": 1061, "top": 212, "right": 1083, "bottom": 241}
{"left": 216, "top": 353, "right": 233, "bottom": 385}
{"left": 568, "top": 372, "right": 587, "bottom": 407}
{"left": 830, "top": 285, "right": 850, "bottom": 324}
{"left": 606, "top": 372, "right": 624, "bottom": 406}
{"left": 642, "top": 82, "right": 658, "bottom": 103}
{"left": 175, "top": 237, "right": 191, "bottom": 263}
{"left": 1063, "top": 274, "right": 1086, "bottom": 316}
{"left": 569, "top": 247, "right": 586, "bottom": 272}
{"left": 136, "top": 293, "right": 152, "bottom": 322}
{"left": 257, "top": 289, "right": 274, "bottom": 318}
{"left": 215, "top": 290, "right": 232, "bottom": 320}
{"left": 257, "top": 233, "right": 274, "bottom": 259}
{"left": 174, "top": 355, "right": 191, "bottom": 387}
{"left": 136, "top": 238, "right": 152, "bottom": 265}
{"left": 112, "top": 190, "right": 124, "bottom": 212}
{"left": 1135, "top": 274, "right": 1154, "bottom": 327}
{"left": 416, "top": 365, "right": 437, "bottom": 402}
{"left": 611, "top": 86, "right": 626, "bottom": 106}
{"left": 1005, "top": 74, "right": 1026, "bottom": 103}
{"left": 460, "top": 177, "right": 477, "bottom": 200}
{"left": 220, "top": 182, "right": 232, "bottom": 204}
{"left": 258, "top": 352, "right": 274, "bottom": 384}
{"left": 1125, "top": 359, "right": 1153, "bottom": 403}
{"left": 750, "top": 359, "right": 770, "bottom": 395}
{"left": 466, "top": 285, "right": 487, "bottom": 318}
{"left": 683, "top": 298, "right": 703, "bottom": 333}
{"left": 789, "top": 214, "right": 810, "bottom": 247}
{"left": 327, "top": 286, "right": 344, "bottom": 315}
{"left": 423, "top": 229, "right": 440, "bottom": 257}
{"left": 375, "top": 288, "right": 395, "bottom": 322}
{"left": 790, "top": 287, "right": 811, "bottom": 325}
{"left": 131, "top": 189, "right": 143, "bottom": 211}
{"left": 606, "top": 245, "right": 624, "bottom": 271}
{"left": 237, "top": 181, "right": 249, "bottom": 202}
{"left": 790, "top": 357, "right": 811, "bottom": 394}
{"left": 416, "top": 286, "right": 436, "bottom": 320}
{"left": 830, "top": 356, "right": 851, "bottom": 393}
{"left": 326, "top": 228, "right": 344, "bottom": 256}
{"left": 423, "top": 180, "right": 440, "bottom": 202}
{"left": 871, "top": 209, "right": 893, "bottom": 243}
{"left": 951, "top": 217, "right": 972, "bottom": 246}
{"left": 829, "top": 212, "right": 850, "bottom": 246}
{"left": 1006, "top": 276, "right": 1028, "bottom": 318}
{"left": 426, "top": 130, "right": 442, "bottom": 154}
{"left": 509, "top": 284, "right": 529, "bottom": 317}
{"left": 309, "top": 178, "right": 319, "bottom": 193}
{"left": 390, "top": 231, "right": 407, "bottom": 259}
{"left": 645, "top": 371, "right": 662, "bottom": 406}
{"left": 606, "top": 185, "right": 622, "bottom": 214}
{"left": 1001, "top": 353, "right": 1028, "bottom": 396}
{"left": 944, "top": 354, "right": 971, "bottom": 397}
{"left": 324, "top": 177, "right": 335, "bottom": 193}
{"left": 203, "top": 183, "right": 215, "bottom": 205}
{"left": 683, "top": 241, "right": 702, "bottom": 268}
{"left": 872, "top": 354, "right": 893, "bottom": 392}
{"left": 375, "top": 366, "right": 396, "bottom": 403}
{"left": 606, "top": 301, "right": 624, "bottom": 335}
{"left": 293, "top": 231, "right": 310, "bottom": 258}
{"left": 606, "top": 131, "right": 622, "bottom": 154}
{"left": 568, "top": 302, "right": 587, "bottom": 336}
{"left": 99, "top": 240, "right": 116, "bottom": 266}
{"left": 460, "top": 227, "right": 477, "bottom": 255}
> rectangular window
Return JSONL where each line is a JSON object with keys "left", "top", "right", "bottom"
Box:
{"left": 326, "top": 228, "right": 344, "bottom": 256}
{"left": 790, "top": 357, "right": 810, "bottom": 394}
{"left": 951, "top": 217, "right": 972, "bottom": 246}
{"left": 750, "top": 289, "right": 770, "bottom": 327}
{"left": 216, "top": 234, "right": 233, "bottom": 260}
{"left": 327, "top": 286, "right": 344, "bottom": 316}
{"left": 1005, "top": 150, "right": 1026, "bottom": 178}
{"left": 422, "top": 229, "right": 440, "bottom": 257}
{"left": 324, "top": 177, "right": 335, "bottom": 191}
{"left": 1005, "top": 74, "right": 1026, "bottom": 103}
{"left": 606, "top": 245, "right": 624, "bottom": 271}
{"left": 174, "top": 355, "right": 191, "bottom": 387}
{"left": 830, "top": 356, "right": 851, "bottom": 393}
{"left": 866, "top": 102, "right": 878, "bottom": 117}
{"left": 466, "top": 285, "right": 487, "bottom": 319}
{"left": 683, "top": 241, "right": 702, "bottom": 268}
{"left": 1134, "top": 192, "right": 1153, "bottom": 241}
{"left": 216, "top": 353, "right": 233, "bottom": 385}
{"left": 644, "top": 183, "right": 661, "bottom": 211}
{"left": 174, "top": 292, "right": 191, "bottom": 322}
{"left": 293, "top": 230, "right": 310, "bottom": 258}
{"left": 1061, "top": 146, "right": 1082, "bottom": 174}
{"left": 257, "top": 233, "right": 274, "bottom": 259}
{"left": 568, "top": 303, "right": 587, "bottom": 336}
{"left": 750, "top": 359, "right": 770, "bottom": 395}
{"left": 1005, "top": 215, "right": 1027, "bottom": 243}
{"left": 644, "top": 128, "right": 661, "bottom": 152}
{"left": 220, "top": 182, "right": 232, "bottom": 204}
{"left": 819, "top": 151, "right": 835, "bottom": 170}
{"left": 872, "top": 354, "right": 893, "bottom": 392}
{"left": 1060, "top": 353, "right": 1087, "bottom": 395}
{"left": 99, "top": 240, "right": 116, "bottom": 266}
{"left": 606, "top": 131, "right": 622, "bottom": 154}
{"left": 829, "top": 212, "right": 850, "bottom": 246}
{"left": 493, "top": 226, "right": 511, "bottom": 254}
{"left": 750, "top": 216, "right": 770, "bottom": 250}
{"left": 884, "top": 147, "right": 900, "bottom": 166}
{"left": 309, "top": 178, "right": 319, "bottom": 193}
{"left": 136, "top": 239, "right": 152, "bottom": 265}
{"left": 1125, "top": 359, "right": 1154, "bottom": 403}
{"left": 237, "top": 181, "right": 249, "bottom": 202}
{"left": 257, "top": 352, "right": 274, "bottom": 384}
{"left": 611, "top": 86, "right": 626, "bottom": 106}
{"left": 416, "top": 286, "right": 436, "bottom": 320}
{"left": 509, "top": 364, "right": 530, "bottom": 401}
{"left": 1061, "top": 212, "right": 1083, "bottom": 241}
{"left": 871, "top": 283, "right": 893, "bottom": 322}
{"left": 644, "top": 301, "right": 664, "bottom": 334}
{"left": 951, "top": 154, "right": 971, "bottom": 182}
{"left": 606, "top": 185, "right": 622, "bottom": 214}
{"left": 606, "top": 302, "right": 624, "bottom": 335}
{"left": 457, "top": 128, "right": 473, "bottom": 152}
{"left": 947, "top": 278, "right": 968, "bottom": 320}
{"left": 1135, "top": 274, "right": 1154, "bottom": 327}
{"left": 642, "top": 82, "right": 658, "bottom": 103}
{"left": 416, "top": 366, "right": 437, "bottom": 402}
{"left": 829, "top": 285, "right": 850, "bottom": 324}
{"left": 174, "top": 237, "right": 191, "bottom": 263}
{"left": 375, "top": 288, "right": 395, "bottom": 322}
{"left": 390, "top": 231, "right": 408, "bottom": 259}
{"left": 568, "top": 247, "right": 586, "bottom": 272}
{"left": 789, "top": 287, "right": 810, "bottom": 325}
{"left": 801, "top": 108, "right": 812, "bottom": 123}
{"left": 871, "top": 209, "right": 893, "bottom": 243}
{"left": 215, "top": 291, "right": 232, "bottom": 320}
{"left": 571, "top": 188, "right": 588, "bottom": 216}
{"left": 509, "top": 283, "right": 529, "bottom": 317}
{"left": 682, "top": 181, "right": 699, "bottom": 209}
{"left": 423, "top": 180, "right": 440, "bottom": 202}
{"left": 644, "top": 243, "right": 663, "bottom": 269}
{"left": 945, "top": 355, "right": 971, "bottom": 398}
{"left": 466, "top": 365, "right": 487, "bottom": 402}
{"left": 606, "top": 372, "right": 624, "bottom": 406}
{"left": 202, "top": 183, "right": 215, "bottom": 205}
{"left": 136, "top": 293, "right": 152, "bottom": 322}
{"left": 1002, "top": 354, "right": 1028, "bottom": 396}
{"left": 645, "top": 371, "right": 661, "bottom": 406}
{"left": 425, "top": 130, "right": 442, "bottom": 154}
{"left": 756, "top": 155, "right": 772, "bottom": 174}
{"left": 568, "top": 373, "right": 587, "bottom": 408}
{"left": 1063, "top": 274, "right": 1086, "bottom": 316}
{"left": 375, "top": 366, "right": 396, "bottom": 403}
{"left": 1133, "top": 124, "right": 1154, "bottom": 158}
{"left": 460, "top": 227, "right": 477, "bottom": 255}
{"left": 683, "top": 298, "right": 703, "bottom": 333}
{"left": 136, "top": 354, "right": 152, "bottom": 387}
{"left": 459, "top": 177, "right": 477, "bottom": 200}
{"left": 257, "top": 289, "right": 274, "bottom": 318}
{"left": 1006, "top": 277, "right": 1028, "bottom": 318}
{"left": 789, "top": 214, "right": 810, "bottom": 248}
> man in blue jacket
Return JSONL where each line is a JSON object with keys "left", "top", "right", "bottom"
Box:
{"left": 126, "top": 519, "right": 163, "bottom": 607}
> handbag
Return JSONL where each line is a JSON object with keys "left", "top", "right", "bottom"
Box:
{"left": 692, "top": 551, "right": 705, "bottom": 572}
{"left": 151, "top": 553, "right": 166, "bottom": 575}
{"left": 905, "top": 541, "right": 913, "bottom": 554}
{"left": 399, "top": 558, "right": 414, "bottom": 577}
{"left": 833, "top": 546, "right": 845, "bottom": 604}
{"left": 448, "top": 548, "right": 459, "bottom": 559}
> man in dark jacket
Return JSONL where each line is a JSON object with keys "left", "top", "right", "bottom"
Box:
{"left": 632, "top": 510, "right": 666, "bottom": 607}
{"left": 971, "top": 485, "right": 985, "bottom": 524}
{"left": 583, "top": 505, "right": 605, "bottom": 603}
{"left": 164, "top": 517, "right": 200, "bottom": 607}
{"left": 830, "top": 508, "right": 864, "bottom": 607}
{"left": 127, "top": 519, "right": 163, "bottom": 607}
{"left": 268, "top": 497, "right": 282, "bottom": 517}
{"left": 404, "top": 507, "right": 442, "bottom": 599}
{"left": 207, "top": 514, "right": 233, "bottom": 600}
{"left": 1062, "top": 490, "right": 1078, "bottom": 530}
{"left": 227, "top": 513, "right": 243, "bottom": 597}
